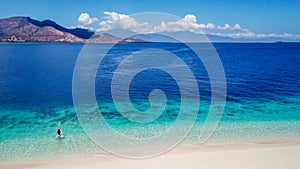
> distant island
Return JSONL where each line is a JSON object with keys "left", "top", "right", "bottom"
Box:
{"left": 0, "top": 16, "right": 146, "bottom": 43}
{"left": 0, "top": 16, "right": 298, "bottom": 43}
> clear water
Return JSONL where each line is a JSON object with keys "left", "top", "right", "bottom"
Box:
{"left": 0, "top": 43, "right": 300, "bottom": 162}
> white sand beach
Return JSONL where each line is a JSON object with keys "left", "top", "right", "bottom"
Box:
{"left": 2, "top": 140, "right": 300, "bottom": 169}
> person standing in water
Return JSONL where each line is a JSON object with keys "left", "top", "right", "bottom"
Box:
{"left": 56, "top": 124, "right": 62, "bottom": 138}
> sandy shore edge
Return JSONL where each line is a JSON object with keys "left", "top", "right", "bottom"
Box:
{"left": 2, "top": 141, "right": 300, "bottom": 169}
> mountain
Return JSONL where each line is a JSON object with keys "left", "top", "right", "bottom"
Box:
{"left": 0, "top": 17, "right": 84, "bottom": 42}
{"left": 99, "top": 29, "right": 299, "bottom": 43}
{"left": 100, "top": 30, "right": 244, "bottom": 43}
{"left": 27, "top": 17, "right": 94, "bottom": 39}
{"left": 130, "top": 32, "right": 237, "bottom": 43}
{"left": 0, "top": 16, "right": 145, "bottom": 43}
{"left": 87, "top": 33, "right": 121, "bottom": 43}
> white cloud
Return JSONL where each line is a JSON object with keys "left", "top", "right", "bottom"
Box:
{"left": 78, "top": 13, "right": 99, "bottom": 29}
{"left": 233, "top": 24, "right": 242, "bottom": 30}
{"left": 96, "top": 13, "right": 216, "bottom": 34}
{"left": 206, "top": 23, "right": 216, "bottom": 29}
{"left": 217, "top": 23, "right": 243, "bottom": 30}
{"left": 156, "top": 14, "right": 216, "bottom": 34}
{"left": 75, "top": 12, "right": 300, "bottom": 40}
{"left": 217, "top": 24, "right": 231, "bottom": 30}
{"left": 182, "top": 14, "right": 197, "bottom": 23}
{"left": 97, "top": 12, "right": 151, "bottom": 33}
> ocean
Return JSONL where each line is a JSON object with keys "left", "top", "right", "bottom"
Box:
{"left": 0, "top": 43, "right": 300, "bottom": 161}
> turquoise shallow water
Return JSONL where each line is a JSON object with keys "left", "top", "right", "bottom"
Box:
{"left": 1, "top": 97, "right": 300, "bottom": 162}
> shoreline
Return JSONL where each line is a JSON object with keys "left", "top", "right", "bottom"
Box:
{"left": 1, "top": 119, "right": 300, "bottom": 166}
{"left": 1, "top": 140, "right": 300, "bottom": 169}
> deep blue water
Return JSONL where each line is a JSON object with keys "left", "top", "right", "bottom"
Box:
{"left": 0, "top": 43, "right": 299, "bottom": 109}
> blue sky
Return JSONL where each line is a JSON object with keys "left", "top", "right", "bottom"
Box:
{"left": 0, "top": 0, "right": 299, "bottom": 39}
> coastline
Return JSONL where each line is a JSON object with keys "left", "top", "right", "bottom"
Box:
{"left": 2, "top": 140, "right": 300, "bottom": 169}
{"left": 1, "top": 107, "right": 300, "bottom": 165}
